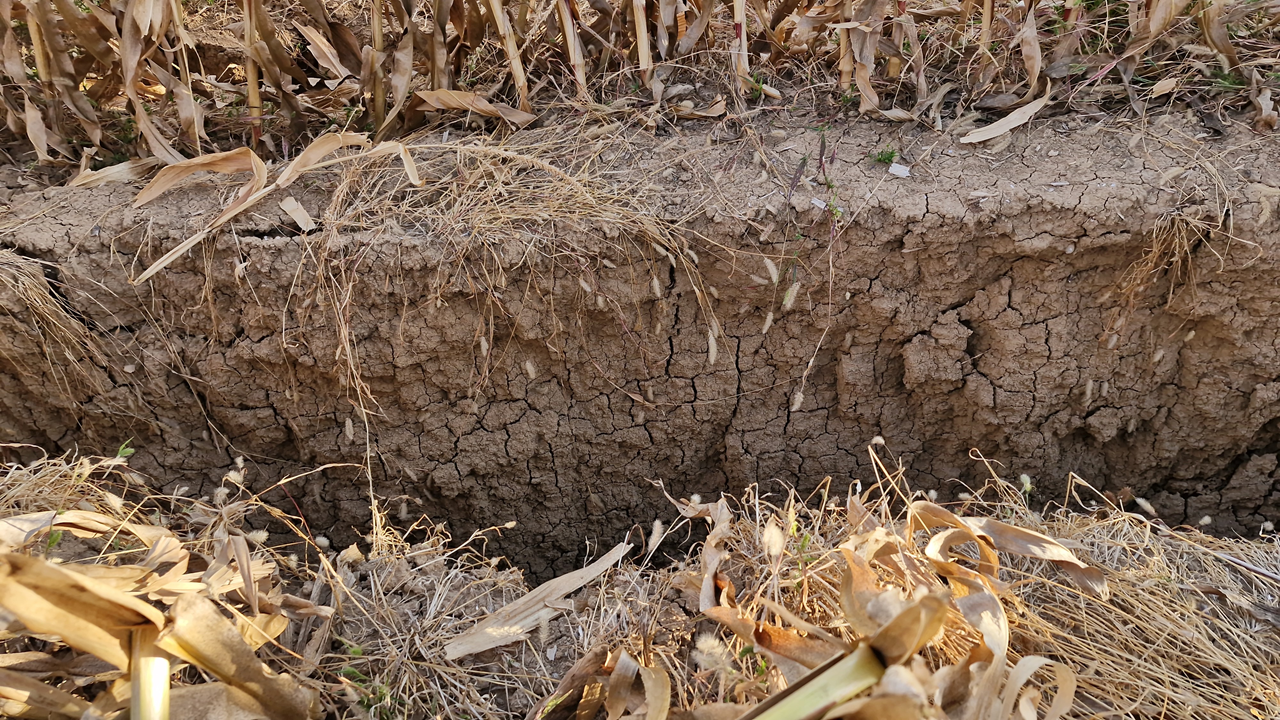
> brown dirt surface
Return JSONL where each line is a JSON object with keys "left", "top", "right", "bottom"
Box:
{"left": 3, "top": 113, "right": 1280, "bottom": 579}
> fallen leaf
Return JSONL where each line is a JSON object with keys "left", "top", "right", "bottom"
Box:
{"left": 414, "top": 89, "right": 537, "bottom": 127}
{"left": 279, "top": 196, "right": 315, "bottom": 231}
{"left": 636, "top": 663, "right": 671, "bottom": 720}
{"left": 444, "top": 540, "right": 631, "bottom": 659}
{"left": 0, "top": 666, "right": 92, "bottom": 718}
{"left": 1151, "top": 76, "right": 1178, "bottom": 98}
{"left": 960, "top": 81, "right": 1053, "bottom": 144}
{"left": 524, "top": 645, "right": 606, "bottom": 720}
{"left": 869, "top": 591, "right": 949, "bottom": 665}
{"left": 21, "top": 94, "right": 52, "bottom": 163}
{"left": 292, "top": 21, "right": 353, "bottom": 79}
{"left": 157, "top": 593, "right": 319, "bottom": 720}
{"left": 168, "top": 683, "right": 273, "bottom": 720}
{"left": 0, "top": 554, "right": 164, "bottom": 671}
{"left": 133, "top": 147, "right": 266, "bottom": 208}
{"left": 68, "top": 157, "right": 163, "bottom": 188}
{"left": 275, "top": 132, "right": 370, "bottom": 188}
{"left": 673, "top": 97, "right": 727, "bottom": 119}
{"left": 962, "top": 516, "right": 1109, "bottom": 598}
{"left": 605, "top": 649, "right": 639, "bottom": 720}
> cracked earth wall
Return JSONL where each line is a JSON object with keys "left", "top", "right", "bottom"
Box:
{"left": 3, "top": 117, "right": 1280, "bottom": 579}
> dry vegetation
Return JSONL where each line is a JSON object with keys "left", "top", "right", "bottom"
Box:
{"left": 4, "top": 443, "right": 1280, "bottom": 719}
{"left": 0, "top": 0, "right": 1277, "bottom": 170}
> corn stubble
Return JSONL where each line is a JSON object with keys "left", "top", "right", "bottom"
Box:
{"left": 522, "top": 452, "right": 1280, "bottom": 720}
{"left": 6, "top": 443, "right": 1280, "bottom": 718}
{"left": 1, "top": 0, "right": 1276, "bottom": 170}
{"left": 0, "top": 451, "right": 331, "bottom": 720}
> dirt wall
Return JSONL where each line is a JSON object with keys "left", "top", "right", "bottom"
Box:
{"left": 3, "top": 115, "right": 1280, "bottom": 578}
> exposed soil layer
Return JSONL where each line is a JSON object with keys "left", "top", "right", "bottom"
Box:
{"left": 3, "top": 114, "right": 1280, "bottom": 579}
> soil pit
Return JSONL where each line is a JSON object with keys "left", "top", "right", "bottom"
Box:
{"left": 3, "top": 114, "right": 1280, "bottom": 580}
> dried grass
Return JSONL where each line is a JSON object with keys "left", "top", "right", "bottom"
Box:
{"left": 553, "top": 452, "right": 1280, "bottom": 719}
{"left": 0, "top": 249, "right": 107, "bottom": 398}
{"left": 4, "top": 445, "right": 1280, "bottom": 719}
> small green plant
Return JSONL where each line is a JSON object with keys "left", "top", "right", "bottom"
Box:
{"left": 116, "top": 439, "right": 135, "bottom": 458}
{"left": 45, "top": 529, "right": 63, "bottom": 552}
{"left": 1210, "top": 70, "right": 1244, "bottom": 91}
{"left": 871, "top": 146, "right": 897, "bottom": 164}
{"left": 339, "top": 665, "right": 403, "bottom": 719}
{"left": 826, "top": 197, "right": 844, "bottom": 220}
{"left": 339, "top": 666, "right": 369, "bottom": 682}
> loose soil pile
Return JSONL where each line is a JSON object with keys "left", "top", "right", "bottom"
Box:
{"left": 3, "top": 113, "right": 1280, "bottom": 578}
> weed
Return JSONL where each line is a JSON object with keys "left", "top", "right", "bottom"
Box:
{"left": 1211, "top": 71, "right": 1245, "bottom": 91}
{"left": 871, "top": 146, "right": 897, "bottom": 164}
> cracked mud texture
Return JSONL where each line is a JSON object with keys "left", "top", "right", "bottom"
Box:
{"left": 3, "top": 115, "right": 1280, "bottom": 579}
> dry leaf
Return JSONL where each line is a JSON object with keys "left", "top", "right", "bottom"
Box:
{"left": 21, "top": 94, "right": 51, "bottom": 163}
{"left": 524, "top": 646, "right": 607, "bottom": 720}
{"left": 279, "top": 196, "right": 315, "bottom": 231}
{"left": 994, "top": 656, "right": 1076, "bottom": 720}
{"left": 636, "top": 664, "right": 671, "bottom": 720}
{"left": 0, "top": 667, "right": 92, "bottom": 718}
{"left": 444, "top": 540, "right": 631, "bottom": 658}
{"left": 236, "top": 612, "right": 289, "bottom": 651}
{"left": 68, "top": 157, "right": 163, "bottom": 188}
{"left": 168, "top": 683, "right": 272, "bottom": 720}
{"left": 414, "top": 89, "right": 537, "bottom": 127}
{"left": 869, "top": 591, "right": 949, "bottom": 665}
{"left": 577, "top": 682, "right": 606, "bottom": 720}
{"left": 961, "top": 516, "right": 1108, "bottom": 598}
{"left": 753, "top": 621, "right": 842, "bottom": 669}
{"left": 292, "top": 21, "right": 353, "bottom": 78}
{"left": 133, "top": 147, "right": 266, "bottom": 207}
{"left": 0, "top": 554, "right": 165, "bottom": 671}
{"left": 1252, "top": 83, "right": 1277, "bottom": 133}
{"left": 133, "top": 133, "right": 367, "bottom": 284}
{"left": 375, "top": 31, "right": 415, "bottom": 138}
{"left": 275, "top": 132, "right": 370, "bottom": 188}
{"left": 605, "top": 649, "right": 639, "bottom": 720}
{"left": 672, "top": 704, "right": 751, "bottom": 720}
{"left": 158, "top": 593, "right": 320, "bottom": 720}
{"left": 824, "top": 691, "right": 931, "bottom": 720}
{"left": 960, "top": 81, "right": 1053, "bottom": 144}
{"left": 1151, "top": 76, "right": 1178, "bottom": 98}
{"left": 673, "top": 97, "right": 727, "bottom": 119}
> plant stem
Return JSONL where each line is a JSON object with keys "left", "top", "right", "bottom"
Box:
{"left": 244, "top": 0, "right": 262, "bottom": 148}
{"left": 131, "top": 625, "right": 171, "bottom": 720}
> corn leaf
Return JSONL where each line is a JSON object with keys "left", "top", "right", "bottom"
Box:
{"left": 157, "top": 593, "right": 319, "bottom": 720}
{"left": 68, "top": 157, "right": 164, "bottom": 188}
{"left": 868, "top": 591, "right": 949, "bottom": 665}
{"left": 960, "top": 81, "right": 1053, "bottom": 144}
{"left": 604, "top": 649, "right": 639, "bottom": 720}
{"left": 636, "top": 664, "right": 671, "bottom": 720}
{"left": 414, "top": 89, "right": 537, "bottom": 127}
{"left": 133, "top": 147, "right": 266, "bottom": 207}
{"left": 0, "top": 554, "right": 164, "bottom": 671}
{"left": 168, "top": 683, "right": 273, "bottom": 720}
{"left": 0, "top": 667, "right": 92, "bottom": 718}
{"left": 738, "top": 645, "right": 884, "bottom": 720}
{"left": 961, "top": 516, "right": 1108, "bottom": 598}
{"left": 445, "top": 540, "right": 631, "bottom": 658}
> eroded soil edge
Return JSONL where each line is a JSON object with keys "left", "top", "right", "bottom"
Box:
{"left": 4, "top": 118, "right": 1280, "bottom": 578}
